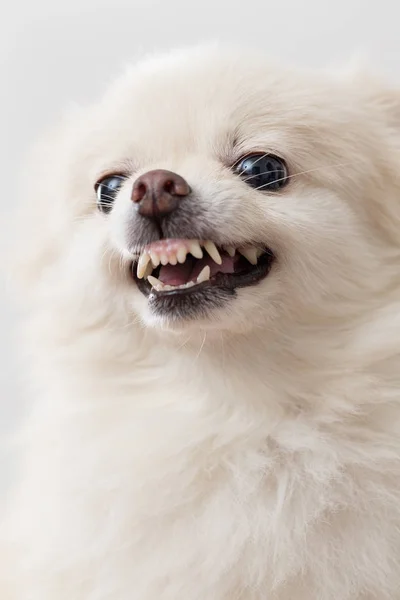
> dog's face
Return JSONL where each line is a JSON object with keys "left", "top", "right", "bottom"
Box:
{"left": 16, "top": 46, "right": 400, "bottom": 337}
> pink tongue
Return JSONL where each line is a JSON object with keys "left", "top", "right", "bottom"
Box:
{"left": 158, "top": 261, "right": 193, "bottom": 286}
{"left": 159, "top": 255, "right": 235, "bottom": 286}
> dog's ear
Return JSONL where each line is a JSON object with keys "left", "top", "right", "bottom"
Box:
{"left": 369, "top": 85, "right": 400, "bottom": 129}
{"left": 337, "top": 55, "right": 400, "bottom": 130}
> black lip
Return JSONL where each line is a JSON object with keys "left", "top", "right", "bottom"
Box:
{"left": 131, "top": 250, "right": 275, "bottom": 299}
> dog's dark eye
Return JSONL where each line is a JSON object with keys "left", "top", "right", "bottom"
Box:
{"left": 234, "top": 154, "right": 288, "bottom": 191}
{"left": 95, "top": 175, "right": 126, "bottom": 214}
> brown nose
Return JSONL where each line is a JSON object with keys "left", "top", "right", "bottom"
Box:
{"left": 131, "top": 169, "right": 191, "bottom": 219}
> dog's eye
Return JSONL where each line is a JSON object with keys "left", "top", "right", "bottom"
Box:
{"left": 234, "top": 154, "right": 288, "bottom": 191}
{"left": 95, "top": 175, "right": 126, "bottom": 214}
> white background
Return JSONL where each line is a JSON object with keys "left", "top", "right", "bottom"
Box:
{"left": 1, "top": 0, "right": 400, "bottom": 484}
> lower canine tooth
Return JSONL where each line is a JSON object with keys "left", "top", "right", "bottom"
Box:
{"left": 137, "top": 252, "right": 151, "bottom": 279}
{"left": 196, "top": 265, "right": 211, "bottom": 283}
{"left": 204, "top": 241, "right": 222, "bottom": 265}
{"left": 239, "top": 247, "right": 258, "bottom": 265}
{"left": 147, "top": 275, "right": 164, "bottom": 290}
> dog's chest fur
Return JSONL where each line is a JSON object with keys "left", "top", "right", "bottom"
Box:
{"left": 6, "top": 330, "right": 400, "bottom": 600}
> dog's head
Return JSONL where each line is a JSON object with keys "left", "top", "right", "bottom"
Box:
{"left": 14, "top": 45, "right": 400, "bottom": 338}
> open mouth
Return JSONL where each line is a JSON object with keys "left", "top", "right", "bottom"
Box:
{"left": 131, "top": 239, "right": 274, "bottom": 298}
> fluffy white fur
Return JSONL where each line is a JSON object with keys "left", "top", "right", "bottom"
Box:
{"left": 2, "top": 44, "right": 400, "bottom": 599}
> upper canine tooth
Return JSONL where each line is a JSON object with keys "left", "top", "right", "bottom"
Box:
{"left": 189, "top": 241, "right": 203, "bottom": 259}
{"left": 225, "top": 246, "right": 236, "bottom": 257}
{"left": 137, "top": 252, "right": 151, "bottom": 279}
{"left": 143, "top": 262, "right": 153, "bottom": 278}
{"left": 239, "top": 247, "right": 258, "bottom": 265}
{"left": 177, "top": 248, "right": 187, "bottom": 263}
{"left": 147, "top": 275, "right": 164, "bottom": 290}
{"left": 149, "top": 251, "right": 160, "bottom": 267}
{"left": 256, "top": 248, "right": 264, "bottom": 258}
{"left": 204, "top": 241, "right": 222, "bottom": 265}
{"left": 196, "top": 265, "right": 211, "bottom": 283}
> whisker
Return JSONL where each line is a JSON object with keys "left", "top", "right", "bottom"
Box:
{"left": 177, "top": 335, "right": 193, "bottom": 351}
{"left": 219, "top": 331, "right": 226, "bottom": 374}
{"left": 99, "top": 245, "right": 112, "bottom": 269}
{"left": 104, "top": 312, "right": 143, "bottom": 333}
{"left": 119, "top": 253, "right": 127, "bottom": 274}
{"left": 242, "top": 169, "right": 283, "bottom": 184}
{"left": 107, "top": 248, "right": 119, "bottom": 278}
{"left": 234, "top": 152, "right": 271, "bottom": 177}
{"left": 250, "top": 160, "right": 360, "bottom": 191}
{"left": 72, "top": 214, "right": 93, "bottom": 224}
{"left": 193, "top": 331, "right": 207, "bottom": 363}
{"left": 96, "top": 193, "right": 120, "bottom": 201}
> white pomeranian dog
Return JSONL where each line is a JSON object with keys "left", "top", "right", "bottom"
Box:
{"left": 2, "top": 44, "right": 400, "bottom": 600}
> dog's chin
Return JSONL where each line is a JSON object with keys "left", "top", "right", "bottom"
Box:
{"left": 130, "top": 244, "right": 275, "bottom": 325}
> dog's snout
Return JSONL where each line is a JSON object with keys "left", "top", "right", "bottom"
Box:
{"left": 131, "top": 169, "right": 191, "bottom": 220}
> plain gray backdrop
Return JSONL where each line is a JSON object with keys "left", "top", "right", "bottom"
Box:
{"left": 1, "top": 0, "right": 400, "bottom": 486}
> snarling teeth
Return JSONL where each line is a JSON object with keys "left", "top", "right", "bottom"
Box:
{"left": 137, "top": 240, "right": 219, "bottom": 279}
{"left": 238, "top": 247, "right": 258, "bottom": 265}
{"left": 135, "top": 239, "right": 265, "bottom": 292}
{"left": 146, "top": 265, "right": 211, "bottom": 292}
{"left": 137, "top": 252, "right": 152, "bottom": 278}
{"left": 197, "top": 265, "right": 211, "bottom": 283}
